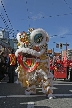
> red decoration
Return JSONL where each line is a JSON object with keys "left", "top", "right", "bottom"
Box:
{"left": 18, "top": 54, "right": 39, "bottom": 72}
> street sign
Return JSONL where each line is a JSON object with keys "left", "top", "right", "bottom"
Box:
{"left": 56, "top": 43, "right": 59, "bottom": 48}
{"left": 60, "top": 43, "right": 62, "bottom": 49}
{"left": 63, "top": 44, "right": 69, "bottom": 46}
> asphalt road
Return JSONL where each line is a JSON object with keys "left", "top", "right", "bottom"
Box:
{"left": 0, "top": 76, "right": 72, "bottom": 108}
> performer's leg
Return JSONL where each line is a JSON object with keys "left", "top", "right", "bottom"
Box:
{"left": 25, "top": 84, "right": 36, "bottom": 95}
{"left": 46, "top": 85, "right": 53, "bottom": 99}
{"left": 42, "top": 78, "right": 53, "bottom": 99}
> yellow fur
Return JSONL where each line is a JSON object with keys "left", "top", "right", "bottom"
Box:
{"left": 40, "top": 53, "right": 48, "bottom": 60}
{"left": 16, "top": 65, "right": 29, "bottom": 87}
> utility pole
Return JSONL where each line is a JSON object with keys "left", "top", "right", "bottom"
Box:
{"left": 63, "top": 42, "right": 69, "bottom": 51}
{"left": 52, "top": 48, "right": 54, "bottom": 56}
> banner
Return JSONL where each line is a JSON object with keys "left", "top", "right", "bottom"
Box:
{"left": 48, "top": 49, "right": 52, "bottom": 54}
{"left": 54, "top": 52, "right": 61, "bottom": 56}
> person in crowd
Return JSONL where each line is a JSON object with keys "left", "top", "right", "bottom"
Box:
{"left": 70, "top": 69, "right": 72, "bottom": 81}
{"left": 0, "top": 52, "right": 6, "bottom": 80}
{"left": 69, "top": 63, "right": 72, "bottom": 82}
{"left": 7, "top": 49, "right": 17, "bottom": 83}
{"left": 2, "top": 52, "right": 8, "bottom": 74}
{"left": 67, "top": 66, "right": 69, "bottom": 79}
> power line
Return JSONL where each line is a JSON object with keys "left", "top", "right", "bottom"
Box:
{"left": 16, "top": 12, "right": 72, "bottom": 21}
{"left": 50, "top": 34, "right": 72, "bottom": 38}
{"left": 31, "top": 12, "right": 72, "bottom": 20}
{"left": 0, "top": 13, "right": 13, "bottom": 35}
{"left": 25, "top": 0, "right": 30, "bottom": 28}
{"left": 0, "top": 13, "right": 12, "bottom": 35}
{"left": 1, "top": 0, "right": 15, "bottom": 38}
{"left": 0, "top": 13, "right": 9, "bottom": 30}
{"left": 63, "top": 0, "right": 72, "bottom": 10}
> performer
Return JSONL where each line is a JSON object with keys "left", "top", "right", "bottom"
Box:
{"left": 15, "top": 28, "right": 54, "bottom": 99}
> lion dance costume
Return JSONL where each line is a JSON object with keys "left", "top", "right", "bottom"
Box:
{"left": 15, "top": 28, "right": 53, "bottom": 99}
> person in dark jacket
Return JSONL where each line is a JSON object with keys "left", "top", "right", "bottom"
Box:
{"left": 0, "top": 52, "right": 6, "bottom": 80}
{"left": 7, "top": 49, "right": 17, "bottom": 83}
{"left": 69, "top": 64, "right": 72, "bottom": 82}
{"left": 67, "top": 66, "right": 69, "bottom": 79}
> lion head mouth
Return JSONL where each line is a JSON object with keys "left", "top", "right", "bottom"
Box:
{"left": 15, "top": 48, "right": 45, "bottom": 72}
{"left": 22, "top": 53, "right": 39, "bottom": 67}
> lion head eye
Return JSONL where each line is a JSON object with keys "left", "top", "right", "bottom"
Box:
{"left": 34, "top": 33, "right": 43, "bottom": 44}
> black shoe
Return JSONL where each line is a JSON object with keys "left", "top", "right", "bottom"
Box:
{"left": 7, "top": 81, "right": 10, "bottom": 83}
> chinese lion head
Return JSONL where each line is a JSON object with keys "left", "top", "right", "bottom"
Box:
{"left": 15, "top": 28, "right": 53, "bottom": 99}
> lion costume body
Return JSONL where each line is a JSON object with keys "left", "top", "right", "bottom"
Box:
{"left": 15, "top": 28, "right": 53, "bottom": 99}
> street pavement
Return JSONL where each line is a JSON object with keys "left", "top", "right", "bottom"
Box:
{"left": 0, "top": 75, "right": 72, "bottom": 108}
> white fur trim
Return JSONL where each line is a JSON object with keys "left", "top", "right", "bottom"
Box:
{"left": 30, "top": 28, "right": 49, "bottom": 46}
{"left": 17, "top": 32, "right": 21, "bottom": 40}
{"left": 15, "top": 48, "right": 45, "bottom": 57}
